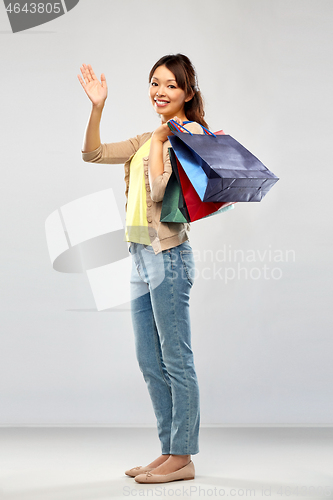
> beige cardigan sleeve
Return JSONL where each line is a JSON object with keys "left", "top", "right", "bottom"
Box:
{"left": 81, "top": 133, "right": 151, "bottom": 164}
{"left": 150, "top": 121, "right": 205, "bottom": 202}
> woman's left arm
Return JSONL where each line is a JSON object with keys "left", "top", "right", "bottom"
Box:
{"left": 148, "top": 135, "right": 172, "bottom": 203}
{"left": 148, "top": 133, "right": 166, "bottom": 191}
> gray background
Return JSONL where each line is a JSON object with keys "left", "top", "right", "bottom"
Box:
{"left": 0, "top": 0, "right": 332, "bottom": 425}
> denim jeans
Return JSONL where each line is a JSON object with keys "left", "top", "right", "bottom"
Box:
{"left": 129, "top": 240, "right": 200, "bottom": 455}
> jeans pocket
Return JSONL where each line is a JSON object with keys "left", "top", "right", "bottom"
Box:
{"left": 143, "top": 245, "right": 155, "bottom": 254}
{"left": 180, "top": 250, "right": 195, "bottom": 287}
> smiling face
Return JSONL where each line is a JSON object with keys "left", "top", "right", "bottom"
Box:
{"left": 149, "top": 65, "right": 193, "bottom": 123}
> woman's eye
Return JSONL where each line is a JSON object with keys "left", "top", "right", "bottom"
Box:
{"left": 151, "top": 82, "right": 158, "bottom": 86}
{"left": 168, "top": 85, "right": 176, "bottom": 89}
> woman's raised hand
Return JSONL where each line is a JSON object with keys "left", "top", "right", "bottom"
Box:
{"left": 77, "top": 63, "right": 108, "bottom": 108}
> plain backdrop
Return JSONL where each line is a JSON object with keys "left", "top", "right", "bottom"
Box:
{"left": 0, "top": 0, "right": 332, "bottom": 425}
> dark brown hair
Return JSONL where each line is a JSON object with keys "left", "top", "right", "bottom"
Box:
{"left": 149, "top": 53, "right": 208, "bottom": 129}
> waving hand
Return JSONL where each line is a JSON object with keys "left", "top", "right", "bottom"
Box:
{"left": 77, "top": 63, "right": 108, "bottom": 108}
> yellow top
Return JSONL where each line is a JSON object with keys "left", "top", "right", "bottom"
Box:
{"left": 125, "top": 138, "right": 151, "bottom": 244}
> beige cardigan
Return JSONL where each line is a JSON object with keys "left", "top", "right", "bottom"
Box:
{"left": 81, "top": 121, "right": 204, "bottom": 254}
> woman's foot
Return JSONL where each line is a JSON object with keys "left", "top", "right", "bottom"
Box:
{"left": 146, "top": 454, "right": 191, "bottom": 475}
{"left": 125, "top": 454, "right": 170, "bottom": 477}
{"left": 145, "top": 454, "right": 170, "bottom": 469}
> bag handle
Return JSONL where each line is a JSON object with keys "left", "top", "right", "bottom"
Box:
{"left": 167, "top": 119, "right": 217, "bottom": 137}
{"left": 167, "top": 119, "right": 193, "bottom": 135}
{"left": 183, "top": 121, "right": 217, "bottom": 137}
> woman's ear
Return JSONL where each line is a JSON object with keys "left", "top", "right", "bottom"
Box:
{"left": 185, "top": 90, "right": 195, "bottom": 103}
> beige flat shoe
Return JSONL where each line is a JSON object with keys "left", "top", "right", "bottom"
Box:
{"left": 134, "top": 460, "right": 195, "bottom": 483}
{"left": 124, "top": 465, "right": 155, "bottom": 477}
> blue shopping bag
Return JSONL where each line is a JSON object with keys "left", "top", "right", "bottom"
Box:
{"left": 167, "top": 120, "right": 279, "bottom": 203}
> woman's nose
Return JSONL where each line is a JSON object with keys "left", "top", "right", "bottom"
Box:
{"left": 156, "top": 86, "right": 166, "bottom": 96}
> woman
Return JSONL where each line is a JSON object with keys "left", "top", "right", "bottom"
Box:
{"left": 78, "top": 54, "right": 207, "bottom": 484}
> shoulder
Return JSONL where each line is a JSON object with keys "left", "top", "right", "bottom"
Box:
{"left": 182, "top": 121, "right": 205, "bottom": 135}
{"left": 137, "top": 131, "right": 154, "bottom": 147}
{"left": 161, "top": 122, "right": 204, "bottom": 158}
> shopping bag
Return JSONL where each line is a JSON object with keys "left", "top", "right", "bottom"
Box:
{"left": 170, "top": 148, "right": 235, "bottom": 222}
{"left": 161, "top": 123, "right": 236, "bottom": 223}
{"left": 167, "top": 120, "right": 279, "bottom": 203}
{"left": 160, "top": 156, "right": 190, "bottom": 223}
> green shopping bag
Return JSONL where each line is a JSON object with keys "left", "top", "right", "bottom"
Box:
{"left": 160, "top": 149, "right": 190, "bottom": 223}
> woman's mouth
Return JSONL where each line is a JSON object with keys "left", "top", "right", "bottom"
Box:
{"left": 154, "top": 99, "right": 170, "bottom": 107}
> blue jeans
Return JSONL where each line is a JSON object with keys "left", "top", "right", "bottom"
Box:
{"left": 129, "top": 240, "right": 200, "bottom": 455}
